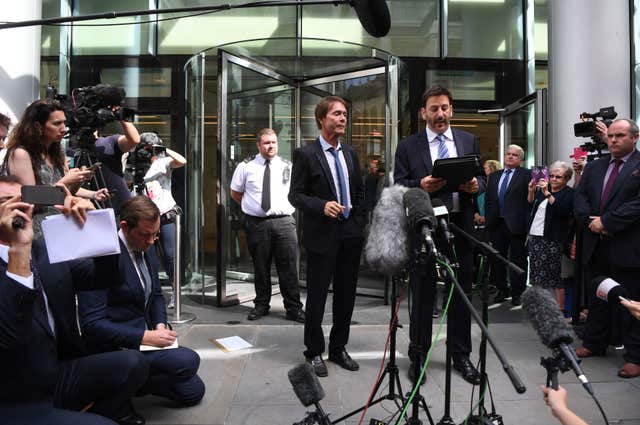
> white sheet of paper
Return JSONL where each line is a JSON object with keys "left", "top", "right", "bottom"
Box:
{"left": 139, "top": 339, "right": 179, "bottom": 351}
{"left": 214, "top": 336, "right": 252, "bottom": 352}
{"left": 42, "top": 209, "right": 121, "bottom": 263}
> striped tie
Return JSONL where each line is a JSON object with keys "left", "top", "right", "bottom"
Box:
{"left": 436, "top": 134, "right": 449, "bottom": 159}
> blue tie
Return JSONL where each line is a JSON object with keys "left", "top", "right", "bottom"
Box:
{"left": 437, "top": 134, "right": 449, "bottom": 159}
{"left": 498, "top": 169, "right": 512, "bottom": 215}
{"left": 329, "top": 148, "right": 350, "bottom": 219}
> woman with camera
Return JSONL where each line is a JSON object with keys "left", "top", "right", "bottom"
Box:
{"left": 3, "top": 99, "right": 108, "bottom": 238}
{"left": 527, "top": 161, "right": 575, "bottom": 307}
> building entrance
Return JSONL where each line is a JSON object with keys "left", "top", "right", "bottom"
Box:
{"left": 185, "top": 38, "right": 407, "bottom": 306}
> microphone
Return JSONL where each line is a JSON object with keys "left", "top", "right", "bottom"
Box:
{"left": 403, "top": 188, "right": 437, "bottom": 256}
{"left": 522, "top": 286, "right": 594, "bottom": 395}
{"left": 350, "top": 0, "right": 391, "bottom": 37}
{"left": 288, "top": 363, "right": 331, "bottom": 425}
{"left": 430, "top": 198, "right": 453, "bottom": 242}
{"left": 364, "top": 185, "right": 409, "bottom": 275}
{"left": 593, "top": 276, "right": 629, "bottom": 303}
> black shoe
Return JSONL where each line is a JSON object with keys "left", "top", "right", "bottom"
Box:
{"left": 328, "top": 348, "right": 359, "bottom": 371}
{"left": 453, "top": 358, "right": 481, "bottom": 385}
{"left": 493, "top": 288, "right": 510, "bottom": 303}
{"left": 117, "top": 410, "right": 145, "bottom": 425}
{"left": 247, "top": 306, "right": 269, "bottom": 321}
{"left": 285, "top": 309, "right": 306, "bottom": 323}
{"left": 306, "top": 355, "right": 328, "bottom": 377}
{"left": 511, "top": 296, "right": 522, "bottom": 307}
{"left": 408, "top": 361, "right": 425, "bottom": 386}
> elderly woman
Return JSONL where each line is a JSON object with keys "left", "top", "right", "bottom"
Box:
{"left": 4, "top": 100, "right": 107, "bottom": 238}
{"left": 527, "top": 161, "right": 575, "bottom": 307}
{"left": 475, "top": 159, "right": 502, "bottom": 225}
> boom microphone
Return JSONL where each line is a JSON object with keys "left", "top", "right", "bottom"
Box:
{"left": 288, "top": 363, "right": 325, "bottom": 407}
{"left": 522, "top": 286, "right": 594, "bottom": 395}
{"left": 350, "top": 0, "right": 391, "bottom": 37}
{"left": 430, "top": 198, "right": 453, "bottom": 242}
{"left": 364, "top": 185, "right": 409, "bottom": 275}
{"left": 594, "top": 276, "right": 629, "bottom": 303}
{"left": 403, "top": 188, "right": 437, "bottom": 255}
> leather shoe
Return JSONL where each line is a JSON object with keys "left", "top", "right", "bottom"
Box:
{"left": 247, "top": 307, "right": 269, "bottom": 321}
{"left": 329, "top": 348, "right": 359, "bottom": 371}
{"left": 408, "top": 361, "right": 425, "bottom": 386}
{"left": 511, "top": 296, "right": 522, "bottom": 307}
{"left": 117, "top": 411, "right": 145, "bottom": 425}
{"left": 575, "top": 346, "right": 605, "bottom": 358}
{"left": 618, "top": 362, "right": 640, "bottom": 378}
{"left": 493, "top": 288, "right": 510, "bottom": 303}
{"left": 453, "top": 358, "right": 481, "bottom": 385}
{"left": 306, "top": 355, "right": 328, "bottom": 377}
{"left": 285, "top": 309, "right": 306, "bottom": 323}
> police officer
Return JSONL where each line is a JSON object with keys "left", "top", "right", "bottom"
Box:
{"left": 230, "top": 128, "right": 305, "bottom": 322}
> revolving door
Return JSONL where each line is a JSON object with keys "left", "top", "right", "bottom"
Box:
{"left": 184, "top": 38, "right": 408, "bottom": 306}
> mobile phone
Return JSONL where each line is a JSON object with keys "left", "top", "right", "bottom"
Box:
{"left": 570, "top": 147, "right": 588, "bottom": 160}
{"left": 620, "top": 295, "right": 631, "bottom": 303}
{"left": 21, "top": 185, "right": 66, "bottom": 206}
{"left": 531, "top": 165, "right": 549, "bottom": 183}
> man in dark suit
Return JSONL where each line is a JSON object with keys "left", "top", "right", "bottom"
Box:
{"left": 574, "top": 118, "right": 640, "bottom": 379}
{"left": 78, "top": 196, "right": 205, "bottom": 406}
{"left": 484, "top": 144, "right": 531, "bottom": 306}
{"left": 289, "top": 96, "right": 365, "bottom": 377}
{"left": 394, "top": 85, "right": 483, "bottom": 384}
{"left": 0, "top": 177, "right": 148, "bottom": 425}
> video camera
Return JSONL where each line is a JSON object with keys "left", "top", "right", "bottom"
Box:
{"left": 125, "top": 132, "right": 166, "bottom": 194}
{"left": 47, "top": 83, "right": 136, "bottom": 150}
{"left": 573, "top": 106, "right": 617, "bottom": 154}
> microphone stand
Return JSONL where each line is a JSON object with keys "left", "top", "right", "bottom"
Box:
{"left": 332, "top": 274, "right": 407, "bottom": 423}
{"left": 436, "top": 223, "right": 527, "bottom": 424}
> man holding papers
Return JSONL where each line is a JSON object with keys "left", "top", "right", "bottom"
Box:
{"left": 394, "top": 85, "right": 484, "bottom": 385}
{"left": 78, "top": 195, "right": 205, "bottom": 410}
{"left": 0, "top": 176, "right": 148, "bottom": 425}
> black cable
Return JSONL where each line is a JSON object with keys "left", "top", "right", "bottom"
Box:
{"left": 43, "top": 9, "right": 223, "bottom": 27}
{"left": 591, "top": 392, "right": 610, "bottom": 425}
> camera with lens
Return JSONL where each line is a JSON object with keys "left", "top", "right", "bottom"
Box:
{"left": 125, "top": 132, "right": 165, "bottom": 194}
{"left": 573, "top": 106, "right": 617, "bottom": 154}
{"left": 47, "top": 83, "right": 136, "bottom": 150}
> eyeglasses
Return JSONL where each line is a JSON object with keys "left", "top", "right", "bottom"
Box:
{"left": 549, "top": 174, "right": 565, "bottom": 179}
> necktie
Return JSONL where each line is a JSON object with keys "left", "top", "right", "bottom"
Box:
{"left": 261, "top": 159, "right": 271, "bottom": 213}
{"left": 32, "top": 263, "right": 54, "bottom": 336}
{"left": 600, "top": 159, "right": 623, "bottom": 213}
{"left": 498, "top": 169, "right": 512, "bottom": 215}
{"left": 329, "top": 148, "right": 350, "bottom": 219}
{"left": 134, "top": 252, "right": 152, "bottom": 302}
{"left": 436, "top": 134, "right": 449, "bottom": 159}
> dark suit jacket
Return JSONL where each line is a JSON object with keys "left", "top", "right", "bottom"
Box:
{"left": 289, "top": 139, "right": 365, "bottom": 254}
{"left": 0, "top": 241, "right": 107, "bottom": 403}
{"left": 574, "top": 150, "right": 640, "bottom": 267}
{"left": 78, "top": 240, "right": 167, "bottom": 352}
{"left": 485, "top": 166, "right": 532, "bottom": 235}
{"left": 393, "top": 128, "right": 484, "bottom": 231}
{"left": 528, "top": 185, "right": 575, "bottom": 243}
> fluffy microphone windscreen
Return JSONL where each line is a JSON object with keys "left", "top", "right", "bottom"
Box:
{"left": 288, "top": 363, "right": 325, "bottom": 407}
{"left": 521, "top": 286, "right": 574, "bottom": 348}
{"left": 364, "top": 185, "right": 409, "bottom": 275}
{"left": 402, "top": 187, "right": 435, "bottom": 230}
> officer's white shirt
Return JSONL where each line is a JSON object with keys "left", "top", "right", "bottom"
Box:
{"left": 230, "top": 154, "right": 295, "bottom": 217}
{"left": 425, "top": 126, "right": 461, "bottom": 212}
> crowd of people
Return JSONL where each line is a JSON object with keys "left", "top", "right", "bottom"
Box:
{"left": 2, "top": 84, "right": 640, "bottom": 425}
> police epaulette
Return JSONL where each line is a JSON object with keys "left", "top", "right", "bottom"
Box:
{"left": 243, "top": 155, "right": 256, "bottom": 163}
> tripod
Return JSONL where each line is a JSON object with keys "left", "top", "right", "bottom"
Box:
{"left": 332, "top": 274, "right": 407, "bottom": 424}
{"left": 74, "top": 145, "right": 113, "bottom": 210}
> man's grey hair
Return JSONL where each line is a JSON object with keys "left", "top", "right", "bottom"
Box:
{"left": 506, "top": 144, "right": 525, "bottom": 160}
{"left": 612, "top": 118, "right": 639, "bottom": 136}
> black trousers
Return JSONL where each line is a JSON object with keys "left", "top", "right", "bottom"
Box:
{"left": 489, "top": 219, "right": 528, "bottom": 297}
{"left": 582, "top": 239, "right": 640, "bottom": 363}
{"left": 409, "top": 213, "right": 473, "bottom": 360}
{"left": 303, "top": 235, "right": 363, "bottom": 358}
{"left": 245, "top": 215, "right": 303, "bottom": 312}
{"left": 0, "top": 350, "right": 148, "bottom": 424}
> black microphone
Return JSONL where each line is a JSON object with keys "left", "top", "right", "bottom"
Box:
{"left": 593, "top": 275, "right": 630, "bottom": 303}
{"left": 522, "top": 286, "right": 594, "bottom": 395}
{"left": 364, "top": 185, "right": 409, "bottom": 275}
{"left": 403, "top": 188, "right": 437, "bottom": 256}
{"left": 288, "top": 364, "right": 331, "bottom": 425}
{"left": 350, "top": 0, "right": 391, "bottom": 38}
{"left": 430, "top": 198, "right": 453, "bottom": 242}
